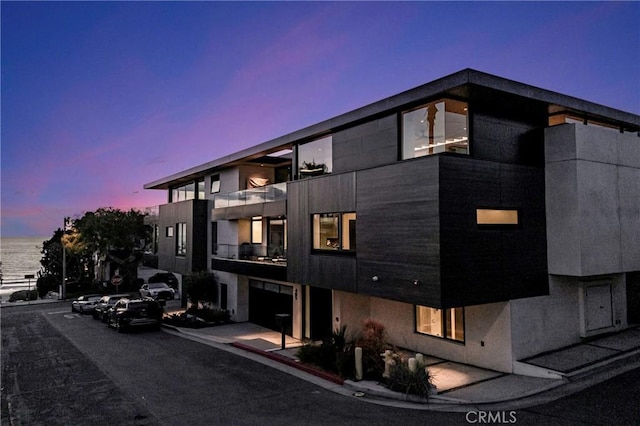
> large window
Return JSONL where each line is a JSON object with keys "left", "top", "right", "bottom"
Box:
{"left": 312, "top": 212, "right": 356, "bottom": 252}
{"left": 171, "top": 179, "right": 205, "bottom": 202}
{"left": 416, "top": 306, "right": 464, "bottom": 342}
{"left": 298, "top": 136, "right": 332, "bottom": 179}
{"left": 176, "top": 222, "right": 187, "bottom": 256}
{"left": 402, "top": 99, "right": 468, "bottom": 159}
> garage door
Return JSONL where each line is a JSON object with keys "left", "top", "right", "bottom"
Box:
{"left": 249, "top": 280, "right": 293, "bottom": 335}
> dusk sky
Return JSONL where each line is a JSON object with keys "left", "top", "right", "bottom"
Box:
{"left": 2, "top": 1, "right": 639, "bottom": 237}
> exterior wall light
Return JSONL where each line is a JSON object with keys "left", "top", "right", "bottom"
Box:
{"left": 414, "top": 280, "right": 420, "bottom": 286}
{"left": 372, "top": 276, "right": 379, "bottom": 282}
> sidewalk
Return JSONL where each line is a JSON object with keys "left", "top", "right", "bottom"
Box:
{"left": 161, "top": 309, "right": 640, "bottom": 411}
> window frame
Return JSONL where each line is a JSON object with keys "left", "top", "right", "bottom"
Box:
{"left": 476, "top": 207, "right": 520, "bottom": 229}
{"left": 415, "top": 305, "right": 465, "bottom": 344}
{"left": 401, "top": 98, "right": 469, "bottom": 160}
{"left": 211, "top": 174, "right": 221, "bottom": 193}
{"left": 176, "top": 222, "right": 187, "bottom": 256}
{"left": 297, "top": 135, "right": 333, "bottom": 179}
{"left": 311, "top": 212, "right": 356, "bottom": 254}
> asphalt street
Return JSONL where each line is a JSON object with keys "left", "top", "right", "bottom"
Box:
{"left": 2, "top": 302, "right": 639, "bottom": 425}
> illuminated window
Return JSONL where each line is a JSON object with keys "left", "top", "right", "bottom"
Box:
{"left": 476, "top": 209, "right": 519, "bottom": 226}
{"left": 166, "top": 226, "right": 174, "bottom": 237}
{"left": 402, "top": 99, "right": 468, "bottom": 159}
{"left": 251, "top": 216, "right": 263, "bottom": 244}
{"left": 416, "top": 306, "right": 464, "bottom": 342}
{"left": 176, "top": 223, "right": 187, "bottom": 256}
{"left": 312, "top": 212, "right": 356, "bottom": 252}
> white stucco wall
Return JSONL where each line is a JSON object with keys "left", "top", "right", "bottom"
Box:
{"left": 215, "top": 271, "right": 248, "bottom": 322}
{"left": 511, "top": 273, "right": 628, "bottom": 361}
{"left": 333, "top": 291, "right": 514, "bottom": 372}
{"left": 545, "top": 124, "right": 640, "bottom": 276}
{"left": 510, "top": 276, "right": 581, "bottom": 360}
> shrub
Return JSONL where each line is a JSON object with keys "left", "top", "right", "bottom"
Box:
{"left": 184, "top": 271, "right": 218, "bottom": 308}
{"left": 386, "top": 358, "right": 434, "bottom": 399}
{"left": 163, "top": 307, "right": 230, "bottom": 328}
{"left": 8, "top": 289, "right": 38, "bottom": 302}
{"left": 296, "top": 325, "right": 354, "bottom": 376}
{"left": 354, "top": 319, "right": 388, "bottom": 380}
{"left": 36, "top": 274, "right": 58, "bottom": 298}
{"left": 185, "top": 306, "right": 230, "bottom": 323}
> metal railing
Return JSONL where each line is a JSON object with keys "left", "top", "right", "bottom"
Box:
{"left": 212, "top": 244, "right": 287, "bottom": 264}
{"left": 213, "top": 182, "right": 287, "bottom": 209}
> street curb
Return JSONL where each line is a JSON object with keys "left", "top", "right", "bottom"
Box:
{"left": 230, "top": 341, "right": 345, "bottom": 385}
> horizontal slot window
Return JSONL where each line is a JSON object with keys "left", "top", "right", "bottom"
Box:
{"left": 476, "top": 209, "right": 518, "bottom": 225}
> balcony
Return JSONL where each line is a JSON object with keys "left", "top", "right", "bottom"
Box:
{"left": 211, "top": 243, "right": 287, "bottom": 281}
{"left": 213, "top": 182, "right": 287, "bottom": 209}
{"left": 213, "top": 244, "right": 287, "bottom": 264}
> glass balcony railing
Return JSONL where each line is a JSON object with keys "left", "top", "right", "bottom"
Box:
{"left": 212, "top": 244, "right": 287, "bottom": 265}
{"left": 213, "top": 182, "right": 287, "bottom": 209}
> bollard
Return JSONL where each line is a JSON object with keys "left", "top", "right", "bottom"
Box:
{"left": 408, "top": 357, "right": 417, "bottom": 372}
{"left": 275, "top": 314, "right": 290, "bottom": 350}
{"left": 355, "top": 347, "right": 363, "bottom": 380}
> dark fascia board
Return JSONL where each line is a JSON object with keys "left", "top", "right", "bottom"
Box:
{"left": 144, "top": 68, "right": 640, "bottom": 189}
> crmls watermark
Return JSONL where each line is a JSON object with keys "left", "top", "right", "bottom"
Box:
{"left": 465, "top": 411, "right": 517, "bottom": 424}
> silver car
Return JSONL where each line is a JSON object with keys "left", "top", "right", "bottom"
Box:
{"left": 139, "top": 282, "right": 175, "bottom": 300}
{"left": 71, "top": 294, "right": 102, "bottom": 314}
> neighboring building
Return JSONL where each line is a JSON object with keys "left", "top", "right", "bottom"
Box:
{"left": 144, "top": 69, "right": 640, "bottom": 374}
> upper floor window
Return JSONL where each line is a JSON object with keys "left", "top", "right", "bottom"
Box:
{"left": 211, "top": 174, "right": 221, "bottom": 193}
{"left": 197, "top": 179, "right": 205, "bottom": 200}
{"left": 171, "top": 182, "right": 195, "bottom": 202}
{"left": 176, "top": 222, "right": 187, "bottom": 256}
{"left": 170, "top": 179, "right": 205, "bottom": 203}
{"left": 312, "top": 212, "right": 356, "bottom": 252}
{"left": 298, "top": 136, "right": 332, "bottom": 179}
{"left": 402, "top": 99, "right": 468, "bottom": 159}
{"left": 476, "top": 208, "right": 519, "bottom": 227}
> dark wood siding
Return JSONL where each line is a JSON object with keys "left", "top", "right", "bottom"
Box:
{"left": 287, "top": 174, "right": 357, "bottom": 291}
{"left": 470, "top": 88, "right": 546, "bottom": 166}
{"left": 157, "top": 199, "right": 208, "bottom": 275}
{"left": 356, "top": 157, "right": 442, "bottom": 306}
{"left": 333, "top": 114, "right": 398, "bottom": 173}
{"left": 439, "top": 156, "right": 548, "bottom": 307}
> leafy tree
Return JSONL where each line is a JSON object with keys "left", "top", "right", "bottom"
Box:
{"left": 40, "top": 229, "right": 65, "bottom": 280}
{"left": 38, "top": 208, "right": 150, "bottom": 295}
{"left": 184, "top": 271, "right": 219, "bottom": 308}
{"left": 71, "top": 207, "right": 150, "bottom": 288}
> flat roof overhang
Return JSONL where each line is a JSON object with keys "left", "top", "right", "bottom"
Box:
{"left": 145, "top": 68, "right": 640, "bottom": 190}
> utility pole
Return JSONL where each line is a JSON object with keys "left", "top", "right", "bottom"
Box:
{"left": 61, "top": 217, "right": 68, "bottom": 300}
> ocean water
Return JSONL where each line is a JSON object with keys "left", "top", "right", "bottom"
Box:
{"left": 0, "top": 236, "right": 46, "bottom": 282}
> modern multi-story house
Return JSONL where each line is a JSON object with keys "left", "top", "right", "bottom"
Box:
{"left": 144, "top": 69, "right": 640, "bottom": 375}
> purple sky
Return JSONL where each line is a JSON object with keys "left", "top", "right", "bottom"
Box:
{"left": 2, "top": 2, "right": 639, "bottom": 237}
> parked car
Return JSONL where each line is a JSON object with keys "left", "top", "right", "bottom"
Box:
{"left": 106, "top": 297, "right": 163, "bottom": 332}
{"left": 71, "top": 294, "right": 102, "bottom": 314}
{"left": 93, "top": 294, "right": 130, "bottom": 322}
{"left": 148, "top": 272, "right": 179, "bottom": 290}
{"left": 139, "top": 282, "right": 175, "bottom": 300}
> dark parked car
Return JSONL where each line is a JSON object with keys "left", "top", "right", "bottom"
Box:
{"left": 71, "top": 294, "right": 102, "bottom": 314}
{"left": 93, "top": 294, "right": 130, "bottom": 322}
{"left": 106, "top": 297, "right": 163, "bottom": 332}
